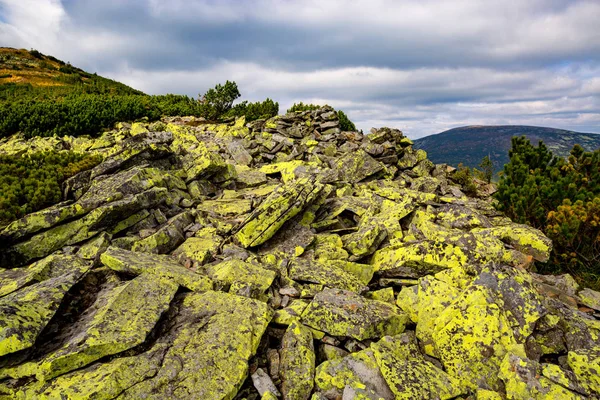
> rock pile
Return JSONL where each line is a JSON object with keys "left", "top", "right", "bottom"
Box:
{"left": 0, "top": 106, "right": 599, "bottom": 399}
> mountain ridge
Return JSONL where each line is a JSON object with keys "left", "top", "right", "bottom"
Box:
{"left": 413, "top": 124, "right": 600, "bottom": 171}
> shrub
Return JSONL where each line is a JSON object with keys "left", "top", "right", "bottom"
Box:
{"left": 0, "top": 151, "right": 102, "bottom": 224}
{"left": 225, "top": 98, "right": 279, "bottom": 121}
{"left": 198, "top": 80, "right": 240, "bottom": 120}
{"left": 452, "top": 163, "right": 478, "bottom": 197}
{"left": 495, "top": 137, "right": 600, "bottom": 285}
{"left": 479, "top": 155, "right": 494, "bottom": 183}
{"left": 337, "top": 110, "right": 356, "bottom": 131}
{"left": 287, "top": 102, "right": 321, "bottom": 113}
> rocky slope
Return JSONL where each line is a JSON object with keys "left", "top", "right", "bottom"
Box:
{"left": 0, "top": 108, "right": 599, "bottom": 399}
{"left": 413, "top": 125, "right": 600, "bottom": 171}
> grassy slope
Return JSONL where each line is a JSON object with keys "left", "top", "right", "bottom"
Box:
{"left": 413, "top": 125, "right": 600, "bottom": 171}
{"left": 0, "top": 47, "right": 143, "bottom": 96}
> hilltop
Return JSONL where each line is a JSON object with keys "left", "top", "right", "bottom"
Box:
{"left": 0, "top": 47, "right": 142, "bottom": 96}
{"left": 413, "top": 125, "right": 600, "bottom": 171}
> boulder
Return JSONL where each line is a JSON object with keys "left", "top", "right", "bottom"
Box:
{"left": 301, "top": 288, "right": 407, "bottom": 340}
{"left": 280, "top": 320, "right": 315, "bottom": 400}
{"left": 100, "top": 246, "right": 213, "bottom": 291}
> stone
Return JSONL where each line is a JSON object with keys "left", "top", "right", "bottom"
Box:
{"left": 432, "top": 282, "right": 521, "bottom": 391}
{"left": 252, "top": 368, "right": 281, "bottom": 397}
{"left": 288, "top": 259, "right": 369, "bottom": 293}
{"left": 235, "top": 177, "right": 324, "bottom": 247}
{"left": 301, "top": 288, "right": 407, "bottom": 340}
{"left": 371, "top": 334, "right": 465, "bottom": 399}
{"left": 314, "top": 347, "right": 394, "bottom": 400}
{"left": 475, "top": 224, "right": 552, "bottom": 262}
{"left": 100, "top": 246, "right": 213, "bottom": 291}
{"left": 280, "top": 320, "right": 315, "bottom": 400}
{"left": 131, "top": 211, "right": 194, "bottom": 254}
{"left": 578, "top": 288, "right": 600, "bottom": 311}
{"left": 567, "top": 349, "right": 600, "bottom": 395}
{"left": 118, "top": 291, "right": 272, "bottom": 399}
{"left": 332, "top": 149, "right": 383, "bottom": 183}
{"left": 171, "top": 227, "right": 222, "bottom": 265}
{"left": 499, "top": 353, "right": 584, "bottom": 399}
{"left": 0, "top": 260, "right": 90, "bottom": 357}
{"left": 31, "top": 273, "right": 178, "bottom": 380}
{"left": 2, "top": 187, "right": 168, "bottom": 267}
{"left": 206, "top": 259, "right": 276, "bottom": 298}
{"left": 372, "top": 240, "right": 468, "bottom": 276}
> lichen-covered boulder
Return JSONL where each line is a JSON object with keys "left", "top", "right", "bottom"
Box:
{"left": 0, "top": 261, "right": 91, "bottom": 357}
{"left": 8, "top": 273, "right": 178, "bottom": 381}
{"left": 171, "top": 227, "right": 222, "bottom": 265}
{"left": 371, "top": 334, "right": 465, "bottom": 399}
{"left": 499, "top": 353, "right": 585, "bottom": 399}
{"left": 120, "top": 290, "right": 272, "bottom": 399}
{"left": 371, "top": 240, "right": 469, "bottom": 276}
{"left": 280, "top": 320, "right": 315, "bottom": 400}
{"left": 568, "top": 349, "right": 600, "bottom": 395}
{"left": 2, "top": 187, "right": 168, "bottom": 267}
{"left": 206, "top": 259, "right": 276, "bottom": 298}
{"left": 314, "top": 346, "right": 394, "bottom": 400}
{"left": 331, "top": 149, "right": 383, "bottom": 183}
{"left": 131, "top": 211, "right": 194, "bottom": 254}
{"left": 100, "top": 246, "right": 213, "bottom": 291}
{"left": 301, "top": 288, "right": 407, "bottom": 340}
{"left": 235, "top": 177, "right": 324, "bottom": 247}
{"left": 288, "top": 259, "right": 369, "bottom": 293}
{"left": 475, "top": 224, "right": 552, "bottom": 262}
{"left": 432, "top": 281, "right": 521, "bottom": 391}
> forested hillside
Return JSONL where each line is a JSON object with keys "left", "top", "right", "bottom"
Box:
{"left": 414, "top": 125, "right": 600, "bottom": 171}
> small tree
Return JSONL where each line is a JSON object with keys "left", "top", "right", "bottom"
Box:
{"left": 452, "top": 163, "right": 478, "bottom": 196}
{"left": 199, "top": 81, "right": 241, "bottom": 120}
{"left": 337, "top": 110, "right": 356, "bottom": 131}
{"left": 479, "top": 155, "right": 494, "bottom": 183}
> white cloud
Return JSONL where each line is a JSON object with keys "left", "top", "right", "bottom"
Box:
{"left": 0, "top": 0, "right": 599, "bottom": 138}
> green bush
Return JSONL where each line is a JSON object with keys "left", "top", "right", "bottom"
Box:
{"left": 0, "top": 151, "right": 102, "bottom": 224}
{"left": 479, "top": 155, "right": 494, "bottom": 183}
{"left": 452, "top": 163, "right": 478, "bottom": 196}
{"left": 495, "top": 136, "right": 600, "bottom": 286}
{"left": 337, "top": 110, "right": 356, "bottom": 131}
{"left": 198, "top": 80, "right": 240, "bottom": 121}
{"left": 287, "top": 102, "right": 321, "bottom": 113}
{"left": 225, "top": 98, "right": 279, "bottom": 121}
{"left": 0, "top": 79, "right": 277, "bottom": 138}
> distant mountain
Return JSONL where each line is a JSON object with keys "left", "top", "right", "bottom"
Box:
{"left": 0, "top": 47, "right": 143, "bottom": 95}
{"left": 413, "top": 125, "right": 600, "bottom": 171}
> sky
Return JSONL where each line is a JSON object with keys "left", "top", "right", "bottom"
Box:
{"left": 1, "top": 0, "right": 600, "bottom": 138}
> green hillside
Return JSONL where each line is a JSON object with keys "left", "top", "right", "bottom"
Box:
{"left": 0, "top": 47, "right": 143, "bottom": 98}
{"left": 413, "top": 125, "right": 600, "bottom": 171}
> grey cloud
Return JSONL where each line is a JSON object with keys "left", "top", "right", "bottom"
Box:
{"left": 0, "top": 0, "right": 599, "bottom": 138}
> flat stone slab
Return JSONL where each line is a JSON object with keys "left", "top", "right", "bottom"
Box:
{"left": 0, "top": 261, "right": 91, "bottom": 357}
{"left": 100, "top": 246, "right": 213, "bottom": 292}
{"left": 301, "top": 288, "right": 407, "bottom": 340}
{"left": 36, "top": 273, "right": 178, "bottom": 380}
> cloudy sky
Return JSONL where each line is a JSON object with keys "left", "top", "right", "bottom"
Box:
{"left": 1, "top": 0, "right": 600, "bottom": 138}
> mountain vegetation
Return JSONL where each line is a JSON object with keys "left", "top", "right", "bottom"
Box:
{"left": 0, "top": 151, "right": 101, "bottom": 223}
{"left": 495, "top": 136, "right": 600, "bottom": 287}
{"left": 0, "top": 49, "right": 280, "bottom": 140}
{"left": 414, "top": 125, "right": 600, "bottom": 171}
